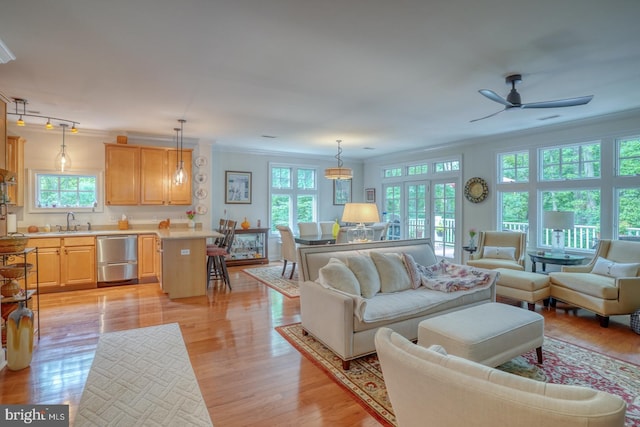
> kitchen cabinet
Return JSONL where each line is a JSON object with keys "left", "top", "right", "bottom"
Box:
{"left": 5, "top": 135, "right": 25, "bottom": 206}
{"left": 27, "top": 236, "right": 96, "bottom": 293}
{"left": 0, "top": 97, "right": 6, "bottom": 170}
{"left": 105, "top": 144, "right": 140, "bottom": 205}
{"left": 160, "top": 237, "right": 206, "bottom": 298}
{"left": 227, "top": 228, "right": 269, "bottom": 266}
{"left": 105, "top": 143, "right": 193, "bottom": 206}
{"left": 138, "top": 233, "right": 158, "bottom": 282}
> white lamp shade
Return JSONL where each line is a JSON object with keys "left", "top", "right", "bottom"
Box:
{"left": 341, "top": 203, "right": 380, "bottom": 224}
{"left": 324, "top": 167, "right": 353, "bottom": 180}
{"left": 543, "top": 211, "right": 575, "bottom": 230}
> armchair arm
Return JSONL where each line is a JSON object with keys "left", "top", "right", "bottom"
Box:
{"left": 616, "top": 277, "right": 640, "bottom": 313}
{"left": 300, "top": 280, "right": 355, "bottom": 359}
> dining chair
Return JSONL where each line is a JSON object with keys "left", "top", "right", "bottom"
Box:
{"left": 319, "top": 221, "right": 335, "bottom": 235}
{"left": 371, "top": 222, "right": 390, "bottom": 240}
{"left": 276, "top": 225, "right": 298, "bottom": 279}
{"left": 297, "top": 222, "right": 318, "bottom": 236}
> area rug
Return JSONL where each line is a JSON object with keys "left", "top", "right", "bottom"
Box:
{"left": 276, "top": 323, "right": 640, "bottom": 427}
{"left": 75, "top": 323, "right": 213, "bottom": 427}
{"left": 243, "top": 265, "right": 299, "bottom": 298}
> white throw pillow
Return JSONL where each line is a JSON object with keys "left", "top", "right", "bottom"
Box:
{"left": 318, "top": 258, "right": 361, "bottom": 296}
{"left": 370, "top": 252, "right": 412, "bottom": 293}
{"left": 347, "top": 255, "right": 381, "bottom": 298}
{"left": 482, "top": 246, "right": 516, "bottom": 260}
{"left": 591, "top": 257, "right": 640, "bottom": 278}
{"left": 401, "top": 253, "right": 422, "bottom": 289}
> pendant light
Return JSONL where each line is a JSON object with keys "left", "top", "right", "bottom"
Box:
{"left": 324, "top": 140, "right": 353, "bottom": 180}
{"left": 174, "top": 119, "right": 187, "bottom": 185}
{"left": 55, "top": 124, "right": 71, "bottom": 172}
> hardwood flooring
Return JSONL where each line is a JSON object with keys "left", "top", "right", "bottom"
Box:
{"left": 1, "top": 264, "right": 638, "bottom": 426}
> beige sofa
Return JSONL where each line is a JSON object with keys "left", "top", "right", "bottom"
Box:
{"left": 298, "top": 238, "right": 496, "bottom": 369}
{"left": 375, "top": 327, "right": 627, "bottom": 427}
{"left": 549, "top": 239, "right": 640, "bottom": 327}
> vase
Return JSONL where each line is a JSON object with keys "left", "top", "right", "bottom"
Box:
{"left": 468, "top": 236, "right": 476, "bottom": 248}
{"left": 332, "top": 220, "right": 340, "bottom": 239}
{"left": 241, "top": 217, "right": 250, "bottom": 230}
{"left": 6, "top": 301, "right": 34, "bottom": 371}
{"left": 188, "top": 219, "right": 195, "bottom": 228}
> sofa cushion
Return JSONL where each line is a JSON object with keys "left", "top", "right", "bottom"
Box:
{"left": 370, "top": 252, "right": 412, "bottom": 293}
{"left": 318, "top": 258, "right": 361, "bottom": 296}
{"left": 549, "top": 272, "right": 619, "bottom": 300}
{"left": 401, "top": 253, "right": 422, "bottom": 289}
{"left": 591, "top": 256, "right": 640, "bottom": 278}
{"left": 482, "top": 246, "right": 516, "bottom": 260}
{"left": 347, "top": 255, "right": 381, "bottom": 298}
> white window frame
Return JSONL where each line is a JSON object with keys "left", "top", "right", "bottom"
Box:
{"left": 269, "top": 163, "right": 318, "bottom": 235}
{"left": 27, "top": 168, "right": 104, "bottom": 214}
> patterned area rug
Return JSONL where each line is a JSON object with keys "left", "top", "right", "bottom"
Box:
{"left": 276, "top": 323, "right": 640, "bottom": 427}
{"left": 243, "top": 265, "right": 299, "bottom": 298}
{"left": 76, "top": 323, "right": 213, "bottom": 427}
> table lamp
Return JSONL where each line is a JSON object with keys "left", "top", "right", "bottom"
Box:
{"left": 543, "top": 211, "right": 574, "bottom": 254}
{"left": 342, "top": 203, "right": 380, "bottom": 242}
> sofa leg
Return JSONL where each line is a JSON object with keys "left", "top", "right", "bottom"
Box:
{"left": 342, "top": 360, "right": 351, "bottom": 370}
{"left": 527, "top": 302, "right": 535, "bottom": 311}
{"left": 597, "top": 315, "right": 610, "bottom": 328}
{"left": 536, "top": 347, "right": 543, "bottom": 364}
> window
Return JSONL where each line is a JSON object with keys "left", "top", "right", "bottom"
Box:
{"left": 269, "top": 164, "right": 317, "bottom": 233}
{"left": 617, "top": 188, "right": 640, "bottom": 238}
{"left": 499, "top": 151, "right": 529, "bottom": 183}
{"left": 541, "top": 189, "right": 600, "bottom": 250}
{"left": 434, "top": 160, "right": 459, "bottom": 173}
{"left": 407, "top": 164, "right": 428, "bottom": 176}
{"left": 383, "top": 167, "right": 403, "bottom": 178}
{"left": 500, "top": 192, "right": 529, "bottom": 233}
{"left": 29, "top": 170, "right": 102, "bottom": 213}
{"left": 540, "top": 142, "right": 600, "bottom": 181}
{"left": 433, "top": 182, "right": 456, "bottom": 257}
{"left": 617, "top": 136, "right": 640, "bottom": 176}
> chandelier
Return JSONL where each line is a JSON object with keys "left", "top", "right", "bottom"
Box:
{"left": 324, "top": 140, "right": 353, "bottom": 180}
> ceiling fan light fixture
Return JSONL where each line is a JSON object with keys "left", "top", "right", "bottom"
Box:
{"left": 325, "top": 140, "right": 353, "bottom": 180}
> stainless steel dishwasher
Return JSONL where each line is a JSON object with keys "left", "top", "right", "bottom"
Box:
{"left": 97, "top": 235, "right": 138, "bottom": 285}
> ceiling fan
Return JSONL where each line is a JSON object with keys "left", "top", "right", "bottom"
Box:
{"left": 470, "top": 74, "right": 594, "bottom": 122}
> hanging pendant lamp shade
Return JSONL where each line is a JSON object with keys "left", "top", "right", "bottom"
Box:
{"left": 55, "top": 124, "right": 71, "bottom": 172}
{"left": 325, "top": 140, "right": 353, "bottom": 180}
{"left": 174, "top": 119, "right": 187, "bottom": 185}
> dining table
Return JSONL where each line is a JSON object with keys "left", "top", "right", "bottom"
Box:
{"left": 294, "top": 233, "right": 336, "bottom": 245}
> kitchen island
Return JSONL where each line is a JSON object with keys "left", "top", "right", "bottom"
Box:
{"left": 24, "top": 227, "right": 223, "bottom": 299}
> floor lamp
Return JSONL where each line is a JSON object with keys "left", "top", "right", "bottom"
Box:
{"left": 543, "top": 211, "right": 575, "bottom": 254}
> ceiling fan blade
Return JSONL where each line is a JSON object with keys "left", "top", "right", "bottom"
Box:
{"left": 479, "top": 89, "right": 514, "bottom": 107}
{"left": 521, "top": 95, "right": 594, "bottom": 109}
{"left": 470, "top": 108, "right": 506, "bottom": 123}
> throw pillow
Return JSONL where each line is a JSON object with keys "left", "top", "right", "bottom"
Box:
{"left": 347, "top": 255, "right": 381, "bottom": 298}
{"left": 401, "top": 253, "right": 422, "bottom": 289}
{"left": 482, "top": 246, "right": 516, "bottom": 260}
{"left": 318, "top": 258, "right": 361, "bottom": 296}
{"left": 370, "top": 252, "right": 412, "bottom": 293}
{"left": 591, "top": 256, "right": 640, "bottom": 278}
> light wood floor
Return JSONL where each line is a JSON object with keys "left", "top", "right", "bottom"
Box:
{"left": 1, "top": 264, "right": 639, "bottom": 426}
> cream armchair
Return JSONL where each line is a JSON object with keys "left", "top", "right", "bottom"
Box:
{"left": 549, "top": 239, "right": 640, "bottom": 327}
{"left": 467, "top": 231, "right": 526, "bottom": 271}
{"left": 375, "top": 327, "right": 626, "bottom": 427}
{"left": 276, "top": 225, "right": 298, "bottom": 279}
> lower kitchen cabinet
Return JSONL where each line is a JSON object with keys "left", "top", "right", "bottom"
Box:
{"left": 27, "top": 236, "right": 96, "bottom": 293}
{"left": 138, "top": 234, "right": 158, "bottom": 282}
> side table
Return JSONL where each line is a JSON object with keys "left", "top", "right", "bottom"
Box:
{"left": 527, "top": 251, "right": 585, "bottom": 273}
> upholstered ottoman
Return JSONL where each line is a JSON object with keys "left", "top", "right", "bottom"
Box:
{"left": 495, "top": 268, "right": 551, "bottom": 311}
{"left": 417, "top": 302, "right": 544, "bottom": 367}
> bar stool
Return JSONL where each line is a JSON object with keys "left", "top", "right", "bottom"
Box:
{"left": 207, "top": 220, "right": 236, "bottom": 289}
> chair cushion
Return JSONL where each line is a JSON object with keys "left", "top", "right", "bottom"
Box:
{"left": 549, "top": 272, "right": 619, "bottom": 300}
{"left": 346, "top": 255, "right": 381, "bottom": 298}
{"left": 370, "top": 252, "right": 412, "bottom": 293}
{"left": 591, "top": 256, "right": 640, "bottom": 278}
{"left": 207, "top": 247, "right": 228, "bottom": 256}
{"left": 318, "top": 258, "right": 361, "bottom": 296}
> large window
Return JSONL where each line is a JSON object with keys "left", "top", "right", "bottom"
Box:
{"left": 499, "top": 151, "right": 529, "bottom": 183}
{"left": 29, "top": 170, "right": 102, "bottom": 213}
{"left": 269, "top": 164, "right": 317, "bottom": 233}
{"left": 617, "top": 136, "right": 640, "bottom": 176}
{"left": 540, "top": 142, "right": 600, "bottom": 181}
{"left": 541, "top": 189, "right": 600, "bottom": 249}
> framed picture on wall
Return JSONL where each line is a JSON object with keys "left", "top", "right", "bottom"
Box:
{"left": 365, "top": 188, "right": 376, "bottom": 203}
{"left": 225, "top": 171, "right": 252, "bottom": 204}
{"left": 333, "top": 179, "right": 352, "bottom": 205}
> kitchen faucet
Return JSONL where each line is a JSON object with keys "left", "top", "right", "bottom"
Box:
{"left": 66, "top": 212, "right": 75, "bottom": 231}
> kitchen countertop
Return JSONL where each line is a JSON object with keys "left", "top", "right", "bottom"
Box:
{"left": 22, "top": 228, "right": 223, "bottom": 240}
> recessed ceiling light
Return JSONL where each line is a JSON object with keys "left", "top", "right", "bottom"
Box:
{"left": 261, "top": 135, "right": 277, "bottom": 138}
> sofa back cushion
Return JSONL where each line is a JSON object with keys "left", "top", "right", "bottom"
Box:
{"left": 347, "top": 255, "right": 381, "bottom": 298}
{"left": 370, "top": 252, "right": 412, "bottom": 293}
{"left": 591, "top": 256, "right": 640, "bottom": 278}
{"left": 318, "top": 258, "right": 361, "bottom": 296}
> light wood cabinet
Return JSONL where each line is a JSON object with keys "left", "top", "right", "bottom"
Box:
{"left": 105, "top": 144, "right": 140, "bottom": 205}
{"left": 105, "top": 143, "right": 193, "bottom": 206}
{"left": 5, "top": 135, "right": 26, "bottom": 206}
{"left": 137, "top": 233, "right": 158, "bottom": 282}
{"left": 0, "top": 97, "right": 6, "bottom": 170}
{"left": 27, "top": 236, "right": 96, "bottom": 293}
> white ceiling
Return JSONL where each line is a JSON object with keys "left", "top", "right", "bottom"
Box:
{"left": 1, "top": 0, "right": 640, "bottom": 159}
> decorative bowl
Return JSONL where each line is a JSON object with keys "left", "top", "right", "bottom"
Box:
{"left": 0, "top": 235, "right": 28, "bottom": 253}
{"left": 0, "top": 263, "right": 33, "bottom": 279}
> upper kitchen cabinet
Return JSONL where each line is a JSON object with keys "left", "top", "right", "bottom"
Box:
{"left": 105, "top": 143, "right": 193, "bottom": 206}
{"left": 5, "top": 135, "right": 26, "bottom": 206}
{"left": 105, "top": 144, "right": 140, "bottom": 205}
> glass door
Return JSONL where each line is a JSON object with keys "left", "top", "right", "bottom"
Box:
{"left": 382, "top": 184, "right": 402, "bottom": 240}
{"left": 433, "top": 181, "right": 457, "bottom": 258}
{"left": 405, "top": 181, "right": 429, "bottom": 239}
